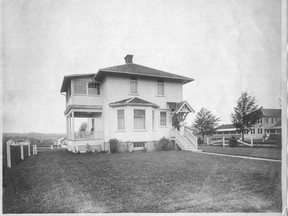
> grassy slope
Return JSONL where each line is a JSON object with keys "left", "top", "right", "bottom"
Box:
{"left": 199, "top": 145, "right": 281, "bottom": 160}
{"left": 3, "top": 150, "right": 281, "bottom": 213}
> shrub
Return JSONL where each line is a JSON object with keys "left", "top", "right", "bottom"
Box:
{"left": 85, "top": 144, "right": 92, "bottom": 153}
{"left": 109, "top": 139, "right": 119, "bottom": 153}
{"left": 142, "top": 146, "right": 148, "bottom": 153}
{"left": 155, "top": 137, "right": 174, "bottom": 151}
{"left": 229, "top": 136, "right": 238, "bottom": 148}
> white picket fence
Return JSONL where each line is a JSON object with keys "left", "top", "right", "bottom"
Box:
{"left": 6, "top": 140, "right": 38, "bottom": 168}
{"left": 207, "top": 136, "right": 254, "bottom": 147}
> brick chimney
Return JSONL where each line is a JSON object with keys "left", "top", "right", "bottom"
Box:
{"left": 124, "top": 54, "right": 133, "bottom": 64}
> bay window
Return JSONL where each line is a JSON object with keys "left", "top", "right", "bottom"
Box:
{"left": 117, "top": 109, "right": 125, "bottom": 130}
{"left": 134, "top": 109, "right": 145, "bottom": 129}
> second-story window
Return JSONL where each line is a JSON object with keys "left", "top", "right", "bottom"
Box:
{"left": 157, "top": 80, "right": 164, "bottom": 96}
{"left": 88, "top": 82, "right": 100, "bottom": 95}
{"left": 130, "top": 77, "right": 138, "bottom": 94}
{"left": 74, "top": 81, "right": 100, "bottom": 95}
{"left": 75, "top": 81, "right": 86, "bottom": 94}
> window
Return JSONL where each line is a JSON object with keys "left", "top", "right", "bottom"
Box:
{"left": 152, "top": 110, "right": 155, "bottom": 130}
{"left": 272, "top": 118, "right": 274, "bottom": 123}
{"left": 130, "top": 77, "right": 138, "bottom": 94}
{"left": 157, "top": 80, "right": 164, "bottom": 95}
{"left": 134, "top": 109, "right": 145, "bottom": 129}
{"left": 88, "top": 82, "right": 100, "bottom": 95}
{"left": 117, "top": 109, "right": 125, "bottom": 130}
{"left": 74, "top": 81, "right": 86, "bottom": 94}
{"left": 133, "top": 142, "right": 145, "bottom": 148}
{"left": 74, "top": 81, "right": 100, "bottom": 95}
{"left": 266, "top": 118, "right": 268, "bottom": 123}
{"left": 160, "top": 111, "right": 167, "bottom": 126}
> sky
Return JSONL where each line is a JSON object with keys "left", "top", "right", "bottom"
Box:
{"left": 2, "top": 0, "right": 282, "bottom": 133}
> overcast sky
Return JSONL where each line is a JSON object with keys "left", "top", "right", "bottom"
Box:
{"left": 3, "top": 0, "right": 281, "bottom": 133}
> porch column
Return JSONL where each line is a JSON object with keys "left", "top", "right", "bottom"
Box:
{"left": 66, "top": 116, "right": 69, "bottom": 135}
{"left": 72, "top": 111, "right": 75, "bottom": 139}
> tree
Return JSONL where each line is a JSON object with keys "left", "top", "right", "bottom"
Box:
{"left": 79, "top": 122, "right": 88, "bottom": 132}
{"left": 231, "top": 91, "right": 261, "bottom": 141}
{"left": 191, "top": 108, "right": 220, "bottom": 143}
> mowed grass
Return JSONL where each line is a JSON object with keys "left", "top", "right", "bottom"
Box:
{"left": 3, "top": 150, "right": 281, "bottom": 213}
{"left": 199, "top": 145, "right": 281, "bottom": 160}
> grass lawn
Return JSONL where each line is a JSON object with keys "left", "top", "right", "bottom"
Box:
{"left": 3, "top": 150, "right": 281, "bottom": 213}
{"left": 199, "top": 145, "right": 281, "bottom": 160}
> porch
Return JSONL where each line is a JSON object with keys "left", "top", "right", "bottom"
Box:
{"left": 65, "top": 105, "right": 105, "bottom": 153}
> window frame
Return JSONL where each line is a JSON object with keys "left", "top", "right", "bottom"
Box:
{"left": 74, "top": 80, "right": 100, "bottom": 96}
{"left": 157, "top": 80, "right": 165, "bottom": 96}
{"left": 160, "top": 111, "right": 167, "bottom": 127}
{"left": 130, "top": 77, "right": 138, "bottom": 95}
{"left": 117, "top": 109, "right": 125, "bottom": 131}
{"left": 133, "top": 109, "right": 146, "bottom": 130}
{"left": 133, "top": 142, "right": 145, "bottom": 148}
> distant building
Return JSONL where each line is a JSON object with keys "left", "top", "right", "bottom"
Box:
{"left": 214, "top": 124, "right": 241, "bottom": 137}
{"left": 246, "top": 108, "right": 281, "bottom": 139}
{"left": 214, "top": 108, "right": 281, "bottom": 140}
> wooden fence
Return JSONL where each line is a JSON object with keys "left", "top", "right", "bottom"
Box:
{"left": 207, "top": 136, "right": 254, "bottom": 147}
{"left": 6, "top": 140, "right": 38, "bottom": 168}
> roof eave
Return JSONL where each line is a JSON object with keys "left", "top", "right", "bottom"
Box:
{"left": 95, "top": 70, "right": 194, "bottom": 84}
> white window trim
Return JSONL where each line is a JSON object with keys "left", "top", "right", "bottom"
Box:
{"left": 156, "top": 80, "right": 165, "bottom": 97}
{"left": 159, "top": 110, "right": 168, "bottom": 127}
{"left": 133, "top": 108, "right": 147, "bottom": 131}
{"left": 73, "top": 80, "right": 101, "bottom": 96}
{"left": 117, "top": 108, "right": 126, "bottom": 131}
{"left": 129, "top": 77, "right": 139, "bottom": 95}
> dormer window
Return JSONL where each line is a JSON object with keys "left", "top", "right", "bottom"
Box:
{"left": 157, "top": 80, "right": 164, "bottom": 96}
{"left": 130, "top": 77, "right": 138, "bottom": 94}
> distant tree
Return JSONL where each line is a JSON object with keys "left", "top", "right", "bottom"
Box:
{"left": 191, "top": 108, "right": 220, "bottom": 142}
{"left": 231, "top": 91, "right": 260, "bottom": 141}
{"left": 79, "top": 122, "right": 88, "bottom": 132}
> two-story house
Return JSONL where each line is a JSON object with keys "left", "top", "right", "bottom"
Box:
{"left": 60, "top": 55, "right": 198, "bottom": 153}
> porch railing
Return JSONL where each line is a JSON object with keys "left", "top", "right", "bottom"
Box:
{"left": 68, "top": 131, "right": 103, "bottom": 140}
{"left": 184, "top": 128, "right": 198, "bottom": 149}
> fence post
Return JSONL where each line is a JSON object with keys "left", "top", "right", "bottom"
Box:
{"left": 207, "top": 137, "right": 209, "bottom": 145}
{"left": 35, "top": 145, "right": 38, "bottom": 154}
{"left": 251, "top": 136, "right": 253, "bottom": 147}
{"left": 51, "top": 145, "right": 53, "bottom": 150}
{"left": 223, "top": 137, "right": 225, "bottom": 147}
{"left": 28, "top": 143, "right": 31, "bottom": 156}
{"left": 21, "top": 144, "right": 24, "bottom": 160}
{"left": 7, "top": 141, "right": 11, "bottom": 168}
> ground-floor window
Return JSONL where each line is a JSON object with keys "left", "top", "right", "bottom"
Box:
{"left": 160, "top": 111, "right": 167, "bottom": 126}
{"left": 133, "top": 142, "right": 145, "bottom": 148}
{"left": 134, "top": 109, "right": 145, "bottom": 129}
{"left": 117, "top": 109, "right": 125, "bottom": 130}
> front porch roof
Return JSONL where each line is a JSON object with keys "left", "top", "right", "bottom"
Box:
{"left": 64, "top": 105, "right": 102, "bottom": 116}
{"left": 167, "top": 101, "right": 195, "bottom": 114}
{"left": 109, "top": 97, "right": 160, "bottom": 108}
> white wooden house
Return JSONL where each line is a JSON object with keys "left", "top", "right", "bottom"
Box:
{"left": 214, "top": 108, "right": 281, "bottom": 140}
{"left": 60, "top": 55, "right": 198, "bottom": 153}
